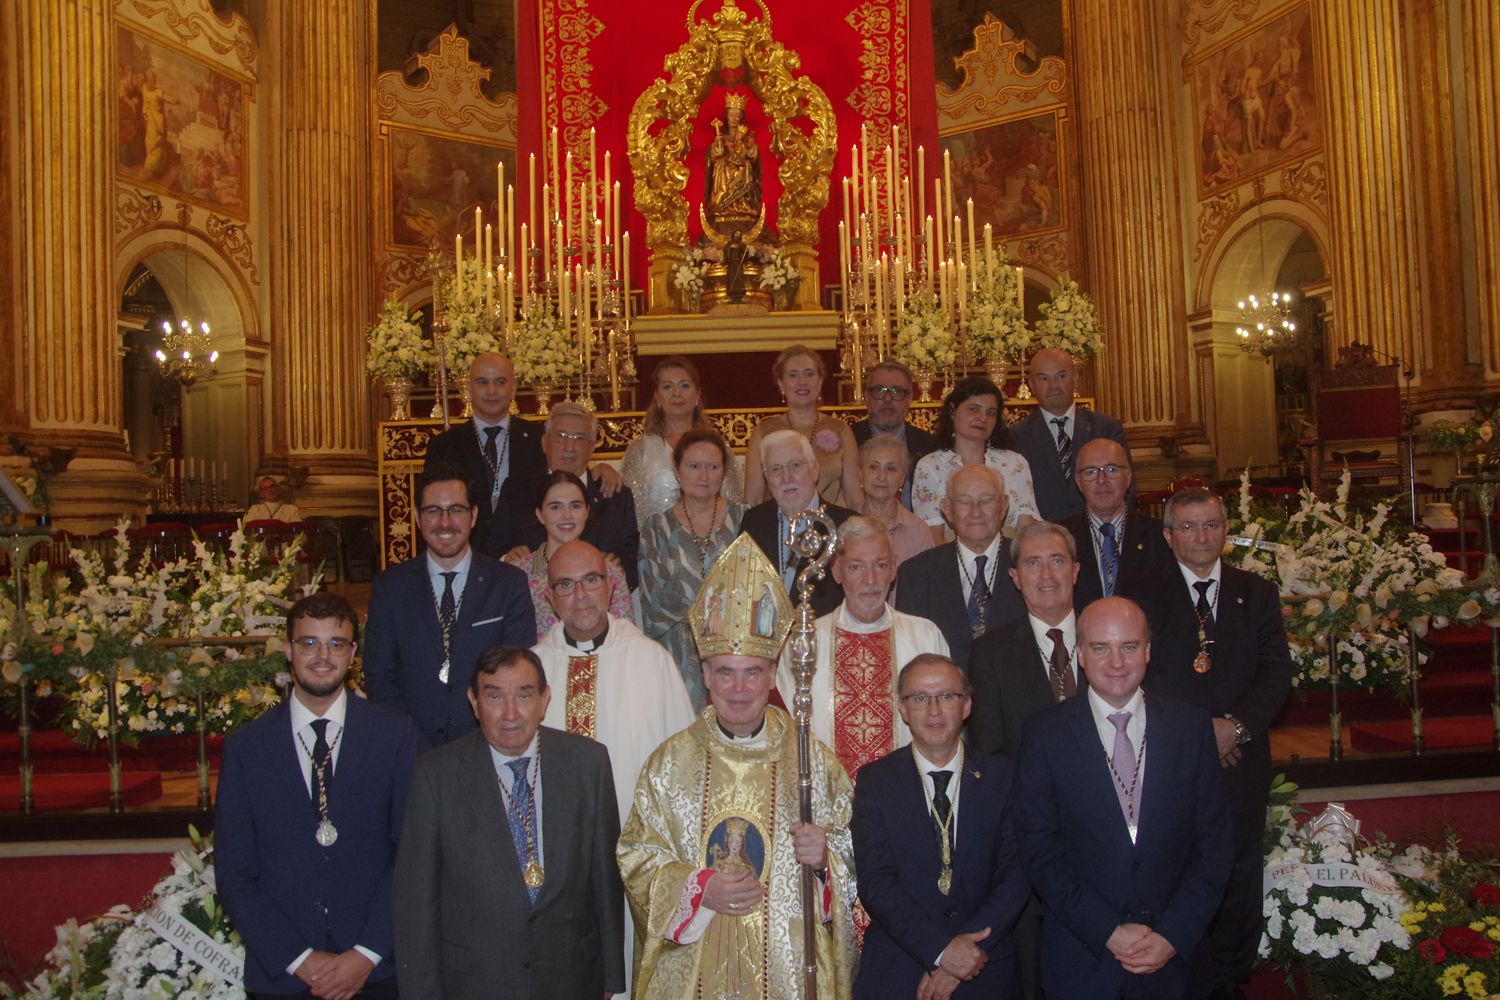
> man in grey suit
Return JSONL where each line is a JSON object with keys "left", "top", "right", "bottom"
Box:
{"left": 1005, "top": 347, "right": 1130, "bottom": 522}
{"left": 394, "top": 645, "right": 625, "bottom": 999}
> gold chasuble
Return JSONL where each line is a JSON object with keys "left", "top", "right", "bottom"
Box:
{"left": 618, "top": 706, "right": 857, "bottom": 1000}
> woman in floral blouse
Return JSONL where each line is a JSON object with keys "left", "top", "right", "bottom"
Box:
{"left": 742, "top": 344, "right": 863, "bottom": 508}
{"left": 912, "top": 376, "right": 1040, "bottom": 535}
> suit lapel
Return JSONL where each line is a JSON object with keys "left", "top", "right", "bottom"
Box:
{"left": 1066, "top": 699, "right": 1136, "bottom": 850}
{"left": 1135, "top": 696, "right": 1176, "bottom": 851}
{"left": 535, "top": 728, "right": 576, "bottom": 907}
{"left": 953, "top": 756, "right": 988, "bottom": 889}
{"left": 328, "top": 697, "right": 367, "bottom": 828}
{"left": 464, "top": 733, "right": 530, "bottom": 901}
{"left": 268, "top": 703, "right": 314, "bottom": 821}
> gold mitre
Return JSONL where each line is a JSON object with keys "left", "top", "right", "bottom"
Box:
{"left": 690, "top": 534, "right": 793, "bottom": 661}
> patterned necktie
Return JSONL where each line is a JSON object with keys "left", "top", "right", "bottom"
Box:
{"left": 966, "top": 554, "right": 990, "bottom": 636}
{"left": 1052, "top": 417, "right": 1073, "bottom": 475}
{"left": 1108, "top": 711, "right": 1137, "bottom": 828}
{"left": 506, "top": 757, "right": 540, "bottom": 904}
{"left": 483, "top": 425, "right": 504, "bottom": 510}
{"left": 1047, "top": 627, "right": 1076, "bottom": 700}
{"left": 438, "top": 571, "right": 458, "bottom": 637}
{"left": 1099, "top": 522, "right": 1119, "bottom": 597}
{"left": 309, "top": 718, "right": 332, "bottom": 811}
{"left": 1194, "top": 580, "right": 1215, "bottom": 641}
{"left": 929, "top": 769, "right": 953, "bottom": 850}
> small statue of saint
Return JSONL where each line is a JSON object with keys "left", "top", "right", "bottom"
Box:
{"left": 705, "top": 95, "right": 762, "bottom": 228}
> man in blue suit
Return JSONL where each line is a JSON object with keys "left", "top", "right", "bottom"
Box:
{"left": 1005, "top": 347, "right": 1130, "bottom": 522}
{"left": 364, "top": 462, "right": 536, "bottom": 745}
{"left": 1015, "top": 597, "right": 1231, "bottom": 1000}
{"left": 216, "top": 592, "right": 419, "bottom": 999}
{"left": 853, "top": 653, "right": 1029, "bottom": 999}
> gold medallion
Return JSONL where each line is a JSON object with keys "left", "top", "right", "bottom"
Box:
{"left": 1193, "top": 651, "right": 1212, "bottom": 674}
{"left": 523, "top": 858, "right": 545, "bottom": 889}
{"left": 315, "top": 818, "right": 338, "bottom": 847}
{"left": 937, "top": 867, "right": 952, "bottom": 895}
{"left": 438, "top": 658, "right": 450, "bottom": 685}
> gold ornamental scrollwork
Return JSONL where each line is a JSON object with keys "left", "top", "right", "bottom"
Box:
{"left": 936, "top": 14, "right": 1067, "bottom": 127}
{"left": 1016, "top": 233, "right": 1070, "bottom": 275}
{"left": 115, "top": 187, "right": 163, "bottom": 237}
{"left": 626, "top": 0, "right": 837, "bottom": 250}
{"left": 1281, "top": 158, "right": 1328, "bottom": 210}
{"left": 124, "top": 0, "right": 257, "bottom": 73}
{"left": 206, "top": 214, "right": 259, "bottom": 285}
{"left": 380, "top": 254, "right": 427, "bottom": 299}
{"left": 1194, "top": 191, "right": 1240, "bottom": 262}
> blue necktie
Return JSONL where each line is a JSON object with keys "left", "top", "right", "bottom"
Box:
{"left": 1100, "top": 522, "right": 1119, "bottom": 596}
{"left": 967, "top": 554, "right": 990, "bottom": 636}
{"left": 506, "top": 757, "right": 540, "bottom": 903}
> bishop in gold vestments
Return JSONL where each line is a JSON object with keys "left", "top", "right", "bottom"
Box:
{"left": 617, "top": 535, "right": 858, "bottom": 1000}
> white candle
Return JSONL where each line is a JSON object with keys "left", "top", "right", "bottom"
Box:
{"left": 612, "top": 181, "right": 621, "bottom": 275}
{"left": 622, "top": 231, "right": 631, "bottom": 323}
{"left": 455, "top": 234, "right": 464, "bottom": 301}
{"left": 916, "top": 145, "right": 926, "bottom": 227}
{"left": 984, "top": 224, "right": 995, "bottom": 287}
{"left": 484, "top": 224, "right": 493, "bottom": 310}
{"left": 541, "top": 183, "right": 551, "bottom": 269}
{"left": 885, "top": 145, "right": 896, "bottom": 245}
{"left": 1015, "top": 265, "right": 1024, "bottom": 310}
{"left": 594, "top": 217, "right": 604, "bottom": 320}
{"left": 943, "top": 149, "right": 954, "bottom": 234}
{"left": 925, "top": 215, "right": 935, "bottom": 291}
{"left": 564, "top": 151, "right": 574, "bottom": 250}
{"left": 839, "top": 220, "right": 849, "bottom": 311}
{"left": 520, "top": 223, "right": 530, "bottom": 300}
{"left": 966, "top": 198, "right": 977, "bottom": 279}
{"left": 528, "top": 153, "right": 537, "bottom": 236}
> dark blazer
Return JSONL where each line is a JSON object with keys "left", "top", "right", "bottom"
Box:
{"left": 424, "top": 417, "right": 547, "bottom": 557}
{"left": 853, "top": 745, "right": 1029, "bottom": 999}
{"left": 969, "top": 616, "right": 1077, "bottom": 762}
{"left": 363, "top": 551, "right": 537, "bottom": 746}
{"left": 894, "top": 541, "right": 1026, "bottom": 668}
{"left": 1004, "top": 408, "right": 1129, "bottom": 522}
{"left": 517, "top": 475, "right": 641, "bottom": 589}
{"left": 1142, "top": 563, "right": 1294, "bottom": 808}
{"left": 394, "top": 727, "right": 625, "bottom": 1000}
{"left": 1062, "top": 512, "right": 1174, "bottom": 611}
{"left": 215, "top": 696, "right": 419, "bottom": 995}
{"left": 1014, "top": 693, "right": 1232, "bottom": 1000}
{"left": 739, "top": 500, "right": 856, "bottom": 617}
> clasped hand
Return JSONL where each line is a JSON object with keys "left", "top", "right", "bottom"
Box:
{"left": 1107, "top": 923, "right": 1177, "bottom": 975}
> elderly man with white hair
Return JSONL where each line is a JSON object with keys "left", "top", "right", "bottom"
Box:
{"left": 776, "top": 514, "right": 948, "bottom": 781}
{"left": 739, "top": 427, "right": 857, "bottom": 617}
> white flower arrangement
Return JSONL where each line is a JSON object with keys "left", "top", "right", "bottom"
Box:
{"left": 673, "top": 246, "right": 709, "bottom": 295}
{"left": 438, "top": 256, "right": 501, "bottom": 373}
{"left": 363, "top": 297, "right": 432, "bottom": 381}
{"left": 510, "top": 303, "right": 581, "bottom": 386}
{"left": 758, "top": 250, "right": 799, "bottom": 292}
{"left": 1034, "top": 274, "right": 1102, "bottom": 357}
{"left": 894, "top": 290, "right": 958, "bottom": 372}
{"left": 964, "top": 271, "right": 1030, "bottom": 364}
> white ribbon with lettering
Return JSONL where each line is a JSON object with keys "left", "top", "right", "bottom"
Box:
{"left": 140, "top": 900, "right": 245, "bottom": 988}
{"left": 1264, "top": 860, "right": 1403, "bottom": 897}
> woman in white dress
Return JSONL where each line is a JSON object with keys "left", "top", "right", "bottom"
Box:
{"left": 621, "top": 355, "right": 740, "bottom": 529}
{"left": 911, "top": 376, "right": 1040, "bottom": 535}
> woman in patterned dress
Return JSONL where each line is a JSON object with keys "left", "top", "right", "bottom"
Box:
{"left": 742, "top": 345, "right": 863, "bottom": 509}
{"left": 911, "top": 376, "right": 1040, "bottom": 536}
{"left": 505, "top": 470, "right": 633, "bottom": 635}
{"left": 639, "top": 428, "right": 745, "bottom": 709}
{"left": 621, "top": 355, "right": 741, "bottom": 529}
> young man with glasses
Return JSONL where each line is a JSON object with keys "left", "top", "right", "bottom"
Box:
{"left": 1004, "top": 347, "right": 1130, "bottom": 522}
{"left": 532, "top": 540, "right": 694, "bottom": 994}
{"left": 851, "top": 361, "right": 940, "bottom": 509}
{"left": 851, "top": 653, "right": 1028, "bottom": 1000}
{"left": 217, "top": 592, "right": 419, "bottom": 1000}
{"left": 1060, "top": 437, "right": 1174, "bottom": 610}
{"left": 364, "top": 462, "right": 536, "bottom": 746}
{"left": 1143, "top": 488, "right": 1293, "bottom": 1000}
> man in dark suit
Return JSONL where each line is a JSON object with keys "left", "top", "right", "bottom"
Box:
{"left": 969, "top": 521, "right": 1082, "bottom": 1000}
{"left": 740, "top": 428, "right": 855, "bottom": 616}
{"left": 895, "top": 465, "right": 1025, "bottom": 666}
{"left": 363, "top": 463, "right": 536, "bottom": 746}
{"left": 1016, "top": 597, "right": 1232, "bottom": 1000}
{"left": 394, "top": 645, "right": 625, "bottom": 999}
{"left": 423, "top": 352, "right": 547, "bottom": 557}
{"left": 511, "top": 400, "right": 641, "bottom": 589}
{"left": 1004, "top": 347, "right": 1130, "bottom": 522}
{"left": 1145, "top": 488, "right": 1293, "bottom": 1000}
{"left": 1061, "top": 438, "right": 1173, "bottom": 610}
{"left": 850, "top": 360, "right": 940, "bottom": 508}
{"left": 216, "top": 592, "right": 419, "bottom": 1000}
{"left": 853, "top": 653, "right": 1029, "bottom": 1000}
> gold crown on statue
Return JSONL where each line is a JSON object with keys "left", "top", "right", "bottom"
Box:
{"left": 724, "top": 94, "right": 748, "bottom": 112}
{"left": 690, "top": 534, "right": 793, "bottom": 661}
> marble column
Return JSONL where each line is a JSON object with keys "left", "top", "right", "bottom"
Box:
{"left": 1312, "top": 0, "right": 1425, "bottom": 372}
{"left": 1070, "top": 0, "right": 1193, "bottom": 436}
{"left": 1459, "top": 0, "right": 1500, "bottom": 378}
{"left": 3, "top": 1, "right": 148, "bottom": 526}
{"left": 268, "top": 0, "right": 376, "bottom": 515}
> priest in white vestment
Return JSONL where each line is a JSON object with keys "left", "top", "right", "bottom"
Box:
{"left": 776, "top": 515, "right": 949, "bottom": 780}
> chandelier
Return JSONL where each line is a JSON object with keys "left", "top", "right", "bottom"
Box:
{"left": 154, "top": 318, "right": 219, "bottom": 385}
{"left": 1234, "top": 290, "right": 1296, "bottom": 355}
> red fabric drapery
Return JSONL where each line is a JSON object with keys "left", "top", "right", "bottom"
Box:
{"left": 521, "top": 0, "right": 936, "bottom": 298}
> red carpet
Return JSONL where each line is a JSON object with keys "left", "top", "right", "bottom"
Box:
{"left": 1349, "top": 716, "right": 1494, "bottom": 752}
{"left": 0, "top": 771, "right": 163, "bottom": 811}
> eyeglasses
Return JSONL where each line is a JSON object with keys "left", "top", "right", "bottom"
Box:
{"left": 765, "top": 460, "right": 809, "bottom": 479}
{"left": 419, "top": 503, "right": 472, "bottom": 519}
{"left": 1078, "top": 464, "right": 1126, "bottom": 480}
{"left": 550, "top": 572, "right": 607, "bottom": 596}
{"left": 289, "top": 636, "right": 355, "bottom": 657}
{"left": 900, "top": 691, "right": 966, "bottom": 707}
{"left": 1171, "top": 519, "right": 1224, "bottom": 534}
{"left": 867, "top": 386, "right": 911, "bottom": 400}
{"left": 548, "top": 430, "right": 591, "bottom": 443}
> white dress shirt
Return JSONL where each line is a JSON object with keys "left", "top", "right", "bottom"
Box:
{"left": 1043, "top": 404, "right": 1078, "bottom": 444}
{"left": 956, "top": 535, "right": 1003, "bottom": 606}
{"left": 1086, "top": 685, "right": 1148, "bottom": 843}
{"left": 426, "top": 548, "right": 474, "bottom": 612}
{"left": 1177, "top": 558, "right": 1223, "bottom": 620}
